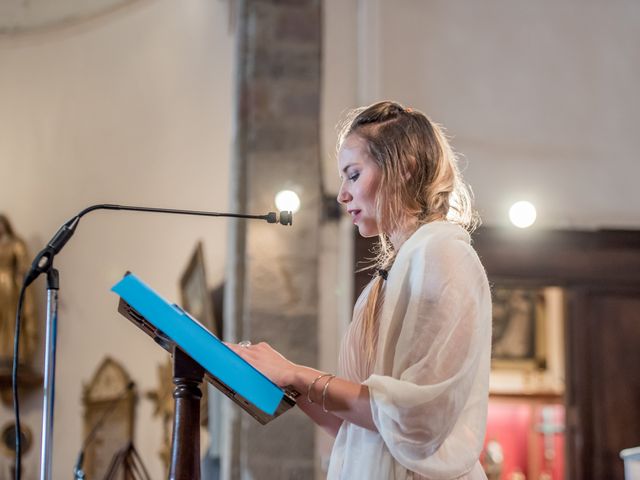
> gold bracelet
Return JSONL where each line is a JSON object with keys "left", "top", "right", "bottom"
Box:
{"left": 321, "top": 375, "right": 336, "bottom": 413}
{"left": 307, "top": 373, "right": 332, "bottom": 404}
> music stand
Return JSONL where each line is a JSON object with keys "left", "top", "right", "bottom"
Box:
{"left": 103, "top": 441, "right": 152, "bottom": 480}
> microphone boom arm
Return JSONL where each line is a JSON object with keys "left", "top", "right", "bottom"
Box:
{"left": 23, "top": 204, "right": 291, "bottom": 287}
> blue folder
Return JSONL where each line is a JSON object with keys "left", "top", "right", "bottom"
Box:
{"left": 111, "top": 273, "right": 297, "bottom": 422}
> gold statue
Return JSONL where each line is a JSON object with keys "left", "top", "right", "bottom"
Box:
{"left": 0, "top": 214, "right": 37, "bottom": 368}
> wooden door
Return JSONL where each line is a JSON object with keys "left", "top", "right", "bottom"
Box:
{"left": 566, "top": 288, "right": 640, "bottom": 480}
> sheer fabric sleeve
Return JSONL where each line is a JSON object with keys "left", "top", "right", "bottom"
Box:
{"left": 362, "top": 232, "right": 492, "bottom": 479}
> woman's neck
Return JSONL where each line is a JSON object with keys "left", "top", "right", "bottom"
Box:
{"left": 388, "top": 217, "right": 420, "bottom": 251}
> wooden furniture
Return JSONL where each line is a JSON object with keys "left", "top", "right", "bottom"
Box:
{"left": 169, "top": 347, "right": 204, "bottom": 480}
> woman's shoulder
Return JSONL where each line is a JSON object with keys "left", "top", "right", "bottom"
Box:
{"left": 403, "top": 221, "right": 472, "bottom": 258}
{"left": 396, "top": 221, "right": 486, "bottom": 283}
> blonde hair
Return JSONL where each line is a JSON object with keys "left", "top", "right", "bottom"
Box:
{"left": 338, "top": 101, "right": 479, "bottom": 364}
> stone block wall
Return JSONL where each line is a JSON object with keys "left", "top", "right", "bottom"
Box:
{"left": 224, "top": 0, "right": 322, "bottom": 478}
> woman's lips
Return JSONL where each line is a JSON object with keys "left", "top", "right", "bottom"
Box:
{"left": 349, "top": 209, "right": 361, "bottom": 223}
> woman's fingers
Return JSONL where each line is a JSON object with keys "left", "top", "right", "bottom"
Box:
{"left": 223, "top": 341, "right": 238, "bottom": 348}
{"left": 220, "top": 341, "right": 293, "bottom": 386}
{"left": 223, "top": 342, "right": 250, "bottom": 361}
{"left": 224, "top": 341, "right": 270, "bottom": 352}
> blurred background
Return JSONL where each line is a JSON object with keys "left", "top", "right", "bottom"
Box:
{"left": 1, "top": 0, "right": 639, "bottom": 479}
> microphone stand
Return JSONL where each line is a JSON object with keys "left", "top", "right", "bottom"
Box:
{"left": 13, "top": 204, "right": 292, "bottom": 480}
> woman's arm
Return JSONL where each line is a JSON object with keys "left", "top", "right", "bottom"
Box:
{"left": 292, "top": 365, "right": 376, "bottom": 432}
{"left": 296, "top": 394, "right": 343, "bottom": 437}
{"left": 225, "top": 342, "right": 376, "bottom": 433}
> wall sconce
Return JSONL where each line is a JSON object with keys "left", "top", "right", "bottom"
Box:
{"left": 509, "top": 201, "right": 537, "bottom": 228}
{"left": 274, "top": 190, "right": 301, "bottom": 214}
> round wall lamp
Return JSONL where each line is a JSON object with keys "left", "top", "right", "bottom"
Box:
{"left": 274, "top": 190, "right": 301, "bottom": 214}
{"left": 509, "top": 201, "right": 537, "bottom": 228}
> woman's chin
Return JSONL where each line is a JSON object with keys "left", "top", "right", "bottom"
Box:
{"left": 356, "top": 224, "right": 380, "bottom": 238}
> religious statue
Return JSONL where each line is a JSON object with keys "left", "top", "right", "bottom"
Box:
{"left": 0, "top": 214, "right": 38, "bottom": 369}
{"left": 482, "top": 439, "right": 504, "bottom": 480}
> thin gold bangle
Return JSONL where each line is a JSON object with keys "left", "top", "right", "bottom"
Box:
{"left": 321, "top": 375, "right": 336, "bottom": 413}
{"left": 307, "top": 373, "right": 332, "bottom": 404}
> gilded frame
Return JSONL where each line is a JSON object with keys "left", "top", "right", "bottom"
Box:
{"left": 491, "top": 286, "right": 547, "bottom": 371}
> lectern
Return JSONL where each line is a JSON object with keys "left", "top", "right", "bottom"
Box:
{"left": 112, "top": 273, "right": 299, "bottom": 479}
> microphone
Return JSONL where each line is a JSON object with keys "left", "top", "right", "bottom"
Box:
{"left": 23, "top": 203, "right": 293, "bottom": 287}
{"left": 73, "top": 381, "right": 135, "bottom": 480}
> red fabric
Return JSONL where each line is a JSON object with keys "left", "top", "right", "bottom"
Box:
{"left": 483, "top": 400, "right": 565, "bottom": 479}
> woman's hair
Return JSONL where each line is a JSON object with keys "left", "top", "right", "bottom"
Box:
{"left": 337, "top": 101, "right": 479, "bottom": 365}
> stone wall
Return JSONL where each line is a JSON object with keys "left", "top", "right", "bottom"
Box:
{"left": 224, "top": 0, "right": 322, "bottom": 478}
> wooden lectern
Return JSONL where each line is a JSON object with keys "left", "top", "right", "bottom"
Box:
{"left": 111, "top": 272, "right": 299, "bottom": 479}
{"left": 169, "top": 347, "right": 204, "bottom": 480}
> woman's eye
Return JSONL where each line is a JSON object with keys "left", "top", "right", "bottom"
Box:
{"left": 348, "top": 172, "right": 360, "bottom": 182}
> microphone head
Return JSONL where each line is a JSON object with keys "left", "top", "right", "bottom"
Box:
{"left": 279, "top": 211, "right": 293, "bottom": 226}
{"left": 265, "top": 212, "right": 278, "bottom": 224}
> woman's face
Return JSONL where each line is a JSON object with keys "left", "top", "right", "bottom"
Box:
{"left": 337, "top": 134, "right": 383, "bottom": 237}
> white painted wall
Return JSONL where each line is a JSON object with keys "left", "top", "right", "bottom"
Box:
{"left": 324, "top": 0, "right": 640, "bottom": 230}
{"left": 0, "top": 0, "right": 234, "bottom": 478}
{"left": 321, "top": 0, "right": 359, "bottom": 195}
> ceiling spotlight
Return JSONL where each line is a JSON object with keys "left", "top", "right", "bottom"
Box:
{"left": 275, "top": 190, "right": 301, "bottom": 214}
{"left": 509, "top": 201, "right": 537, "bottom": 228}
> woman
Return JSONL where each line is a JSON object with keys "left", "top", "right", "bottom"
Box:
{"left": 228, "top": 101, "right": 491, "bottom": 479}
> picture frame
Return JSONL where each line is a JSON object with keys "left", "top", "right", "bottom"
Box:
{"left": 491, "top": 286, "right": 547, "bottom": 371}
{"left": 179, "top": 241, "right": 216, "bottom": 336}
{"left": 489, "top": 286, "right": 565, "bottom": 395}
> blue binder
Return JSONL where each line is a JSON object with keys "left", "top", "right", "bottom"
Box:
{"left": 111, "top": 272, "right": 297, "bottom": 423}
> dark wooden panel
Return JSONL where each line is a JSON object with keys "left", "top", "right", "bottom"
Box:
{"left": 565, "top": 288, "right": 591, "bottom": 480}
{"left": 591, "top": 291, "right": 640, "bottom": 479}
{"left": 472, "top": 227, "right": 640, "bottom": 286}
{"left": 357, "top": 227, "right": 640, "bottom": 293}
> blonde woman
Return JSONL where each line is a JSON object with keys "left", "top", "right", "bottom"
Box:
{"left": 228, "top": 101, "right": 492, "bottom": 479}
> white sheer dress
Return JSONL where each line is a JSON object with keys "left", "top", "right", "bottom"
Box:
{"left": 327, "top": 221, "right": 491, "bottom": 480}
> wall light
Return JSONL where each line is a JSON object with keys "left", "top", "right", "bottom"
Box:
{"left": 509, "top": 201, "right": 537, "bottom": 228}
{"left": 275, "top": 190, "right": 301, "bottom": 214}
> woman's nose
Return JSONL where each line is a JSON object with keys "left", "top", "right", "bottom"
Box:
{"left": 337, "top": 184, "right": 351, "bottom": 205}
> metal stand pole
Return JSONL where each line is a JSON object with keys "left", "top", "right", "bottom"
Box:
{"left": 39, "top": 268, "right": 59, "bottom": 480}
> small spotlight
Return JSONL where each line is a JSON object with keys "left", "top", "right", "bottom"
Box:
{"left": 275, "top": 190, "right": 301, "bottom": 214}
{"left": 509, "top": 201, "right": 537, "bottom": 228}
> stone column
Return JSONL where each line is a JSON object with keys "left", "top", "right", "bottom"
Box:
{"left": 223, "top": 0, "right": 322, "bottom": 478}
